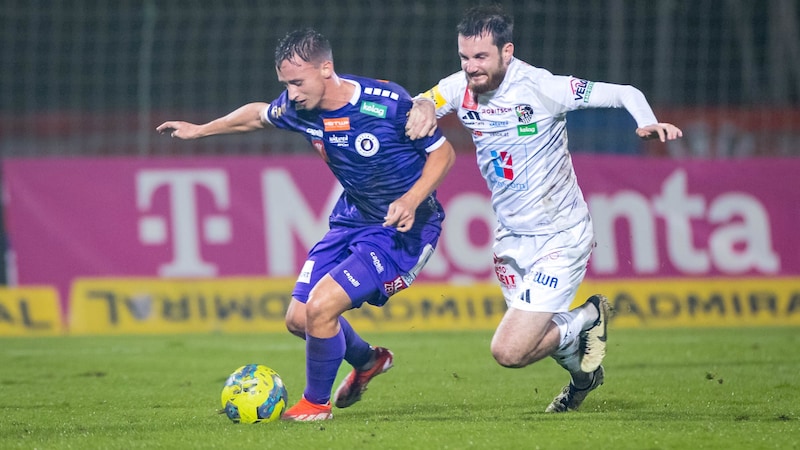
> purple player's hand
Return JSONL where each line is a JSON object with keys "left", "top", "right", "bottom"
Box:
{"left": 383, "top": 198, "right": 417, "bottom": 232}
{"left": 156, "top": 121, "right": 203, "bottom": 139}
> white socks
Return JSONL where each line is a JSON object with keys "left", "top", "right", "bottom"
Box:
{"left": 550, "top": 302, "right": 600, "bottom": 373}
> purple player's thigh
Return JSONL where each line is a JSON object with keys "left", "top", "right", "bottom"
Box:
{"left": 291, "top": 227, "right": 351, "bottom": 303}
{"left": 328, "top": 251, "right": 387, "bottom": 308}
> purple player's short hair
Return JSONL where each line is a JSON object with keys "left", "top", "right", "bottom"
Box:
{"left": 274, "top": 28, "right": 333, "bottom": 67}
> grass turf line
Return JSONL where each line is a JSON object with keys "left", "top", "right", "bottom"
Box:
{"left": 0, "top": 327, "right": 797, "bottom": 449}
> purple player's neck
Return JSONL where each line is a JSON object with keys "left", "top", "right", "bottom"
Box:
{"left": 318, "top": 73, "right": 355, "bottom": 111}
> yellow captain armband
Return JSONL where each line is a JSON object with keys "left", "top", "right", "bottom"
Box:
{"left": 415, "top": 86, "right": 447, "bottom": 109}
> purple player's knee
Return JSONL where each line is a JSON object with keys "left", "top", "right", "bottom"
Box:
{"left": 284, "top": 299, "right": 307, "bottom": 338}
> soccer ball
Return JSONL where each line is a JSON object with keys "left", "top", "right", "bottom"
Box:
{"left": 221, "top": 364, "right": 289, "bottom": 424}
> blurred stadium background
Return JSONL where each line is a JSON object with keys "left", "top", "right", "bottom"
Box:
{"left": 0, "top": 0, "right": 799, "bottom": 288}
{"left": 2, "top": 0, "right": 798, "bottom": 159}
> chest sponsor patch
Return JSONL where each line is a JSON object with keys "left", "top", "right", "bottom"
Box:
{"left": 517, "top": 123, "right": 538, "bottom": 136}
{"left": 360, "top": 101, "right": 387, "bottom": 118}
{"left": 323, "top": 117, "right": 351, "bottom": 131}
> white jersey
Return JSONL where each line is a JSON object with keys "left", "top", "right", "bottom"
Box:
{"left": 422, "top": 57, "right": 659, "bottom": 234}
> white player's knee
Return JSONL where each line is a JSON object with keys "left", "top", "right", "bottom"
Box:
{"left": 491, "top": 344, "right": 526, "bottom": 368}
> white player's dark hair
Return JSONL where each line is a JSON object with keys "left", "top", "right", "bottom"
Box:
{"left": 457, "top": 5, "right": 514, "bottom": 50}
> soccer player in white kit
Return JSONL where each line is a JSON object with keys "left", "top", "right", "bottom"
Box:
{"left": 406, "top": 5, "right": 683, "bottom": 412}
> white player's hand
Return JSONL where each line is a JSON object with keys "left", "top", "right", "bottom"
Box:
{"left": 636, "top": 123, "right": 683, "bottom": 142}
{"left": 405, "top": 98, "right": 438, "bottom": 140}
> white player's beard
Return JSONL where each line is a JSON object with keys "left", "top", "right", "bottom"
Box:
{"left": 467, "top": 63, "right": 508, "bottom": 94}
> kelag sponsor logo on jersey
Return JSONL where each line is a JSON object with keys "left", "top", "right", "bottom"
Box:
{"left": 570, "top": 78, "right": 594, "bottom": 103}
{"left": 360, "top": 101, "right": 387, "bottom": 118}
{"left": 517, "top": 123, "right": 538, "bottom": 136}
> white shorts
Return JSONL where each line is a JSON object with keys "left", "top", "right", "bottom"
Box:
{"left": 493, "top": 217, "right": 594, "bottom": 313}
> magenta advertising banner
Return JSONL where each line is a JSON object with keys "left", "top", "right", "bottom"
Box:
{"left": 3, "top": 155, "right": 798, "bottom": 313}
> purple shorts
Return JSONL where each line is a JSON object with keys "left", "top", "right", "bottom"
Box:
{"left": 292, "top": 222, "right": 440, "bottom": 308}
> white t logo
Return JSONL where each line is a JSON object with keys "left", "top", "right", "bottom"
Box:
{"left": 136, "top": 169, "right": 231, "bottom": 277}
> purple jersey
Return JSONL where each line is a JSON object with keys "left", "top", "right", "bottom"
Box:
{"left": 263, "top": 75, "right": 447, "bottom": 227}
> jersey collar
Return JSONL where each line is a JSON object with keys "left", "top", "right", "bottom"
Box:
{"left": 343, "top": 78, "right": 361, "bottom": 105}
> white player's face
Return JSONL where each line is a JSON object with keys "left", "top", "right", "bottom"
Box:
{"left": 458, "top": 33, "right": 513, "bottom": 94}
{"left": 276, "top": 57, "right": 328, "bottom": 111}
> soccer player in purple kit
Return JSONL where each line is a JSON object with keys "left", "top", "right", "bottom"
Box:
{"left": 157, "top": 28, "right": 456, "bottom": 421}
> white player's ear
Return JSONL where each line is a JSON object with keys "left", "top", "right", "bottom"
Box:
{"left": 502, "top": 43, "right": 514, "bottom": 64}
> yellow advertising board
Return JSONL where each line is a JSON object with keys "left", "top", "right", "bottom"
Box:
{"left": 68, "top": 276, "right": 800, "bottom": 335}
{"left": 577, "top": 277, "right": 800, "bottom": 328}
{"left": 0, "top": 286, "right": 63, "bottom": 336}
{"left": 68, "top": 277, "right": 507, "bottom": 335}
{"left": 69, "top": 277, "right": 295, "bottom": 335}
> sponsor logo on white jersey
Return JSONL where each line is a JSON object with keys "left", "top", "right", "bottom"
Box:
{"left": 517, "top": 123, "right": 538, "bottom": 136}
{"left": 480, "top": 106, "right": 513, "bottom": 115}
{"left": 570, "top": 78, "right": 594, "bottom": 103}
{"left": 532, "top": 271, "right": 558, "bottom": 288}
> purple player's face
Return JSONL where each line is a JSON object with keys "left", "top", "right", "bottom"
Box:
{"left": 276, "top": 56, "right": 328, "bottom": 111}
{"left": 458, "top": 33, "right": 513, "bottom": 94}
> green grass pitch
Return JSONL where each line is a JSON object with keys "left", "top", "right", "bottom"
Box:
{"left": 1, "top": 327, "right": 798, "bottom": 449}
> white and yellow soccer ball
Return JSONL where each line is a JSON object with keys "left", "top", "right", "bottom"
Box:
{"left": 221, "top": 364, "right": 289, "bottom": 424}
